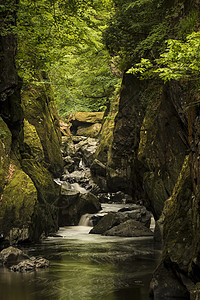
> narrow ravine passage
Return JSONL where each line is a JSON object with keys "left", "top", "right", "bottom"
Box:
{"left": 0, "top": 219, "right": 160, "bottom": 300}
{"left": 0, "top": 121, "right": 161, "bottom": 300}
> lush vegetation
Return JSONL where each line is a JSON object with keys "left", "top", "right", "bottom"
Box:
{"left": 127, "top": 31, "right": 200, "bottom": 83}
{"left": 1, "top": 0, "right": 200, "bottom": 116}
{"left": 0, "top": 0, "right": 120, "bottom": 116}
{"left": 103, "top": 0, "right": 200, "bottom": 71}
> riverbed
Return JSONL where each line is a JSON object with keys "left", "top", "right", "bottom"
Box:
{"left": 0, "top": 223, "right": 160, "bottom": 300}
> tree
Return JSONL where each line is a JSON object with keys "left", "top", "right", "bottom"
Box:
{"left": 15, "top": 0, "right": 119, "bottom": 116}
{"left": 127, "top": 31, "right": 200, "bottom": 84}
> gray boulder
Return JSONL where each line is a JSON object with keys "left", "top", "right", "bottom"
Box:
{"left": 58, "top": 192, "right": 101, "bottom": 226}
{"left": 11, "top": 257, "right": 49, "bottom": 272}
{"left": 124, "top": 207, "right": 152, "bottom": 228}
{"left": 89, "top": 212, "right": 127, "bottom": 234}
{"left": 90, "top": 205, "right": 152, "bottom": 235}
{"left": 0, "top": 246, "right": 29, "bottom": 267}
{"left": 104, "top": 219, "right": 153, "bottom": 237}
{"left": 0, "top": 246, "right": 49, "bottom": 272}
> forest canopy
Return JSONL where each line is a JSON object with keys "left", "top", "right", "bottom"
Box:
{"left": 1, "top": 0, "right": 120, "bottom": 116}
{"left": 1, "top": 0, "right": 200, "bottom": 116}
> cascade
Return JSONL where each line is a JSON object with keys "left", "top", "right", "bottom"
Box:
{"left": 78, "top": 214, "right": 93, "bottom": 226}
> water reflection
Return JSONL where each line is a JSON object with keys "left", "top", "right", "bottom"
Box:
{"left": 0, "top": 226, "right": 160, "bottom": 300}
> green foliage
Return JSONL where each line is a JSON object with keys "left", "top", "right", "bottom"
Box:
{"left": 177, "top": 9, "right": 199, "bottom": 38}
{"left": 103, "top": 0, "right": 169, "bottom": 70}
{"left": 127, "top": 31, "right": 200, "bottom": 83}
{"left": 52, "top": 45, "right": 119, "bottom": 116}
{"left": 103, "top": 0, "right": 200, "bottom": 71}
{"left": 13, "top": 0, "right": 119, "bottom": 116}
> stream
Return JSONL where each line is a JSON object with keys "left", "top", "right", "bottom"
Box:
{"left": 0, "top": 204, "right": 160, "bottom": 300}
{"left": 0, "top": 134, "right": 160, "bottom": 300}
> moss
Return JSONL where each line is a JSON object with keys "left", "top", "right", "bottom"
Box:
{"left": 76, "top": 123, "right": 102, "bottom": 138}
{"left": 23, "top": 119, "right": 44, "bottom": 161}
{"left": 21, "top": 159, "right": 59, "bottom": 205}
{"left": 137, "top": 84, "right": 163, "bottom": 166}
{"left": 0, "top": 119, "right": 12, "bottom": 196}
{"left": 143, "top": 172, "right": 169, "bottom": 218}
{"left": 137, "top": 82, "right": 188, "bottom": 219}
{"left": 162, "top": 156, "right": 194, "bottom": 269}
{"left": 22, "top": 89, "right": 63, "bottom": 177}
{"left": 95, "top": 96, "right": 119, "bottom": 164}
{"left": 71, "top": 112, "right": 104, "bottom": 124}
{"left": 0, "top": 163, "right": 37, "bottom": 240}
{"left": 21, "top": 159, "right": 60, "bottom": 237}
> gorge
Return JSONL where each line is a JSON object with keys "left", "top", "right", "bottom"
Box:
{"left": 1, "top": 0, "right": 200, "bottom": 299}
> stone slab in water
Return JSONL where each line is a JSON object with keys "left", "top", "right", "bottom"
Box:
{"left": 103, "top": 219, "right": 153, "bottom": 237}
{"left": 0, "top": 246, "right": 29, "bottom": 267}
{"left": 0, "top": 246, "right": 49, "bottom": 272}
{"left": 11, "top": 257, "right": 49, "bottom": 272}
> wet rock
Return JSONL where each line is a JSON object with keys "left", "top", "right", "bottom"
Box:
{"left": 62, "top": 135, "right": 99, "bottom": 168}
{"left": 91, "top": 159, "right": 107, "bottom": 177}
{"left": 58, "top": 192, "right": 101, "bottom": 226}
{"left": 90, "top": 214, "right": 104, "bottom": 226}
{"left": 61, "top": 169, "right": 95, "bottom": 191}
{"left": 97, "top": 191, "right": 133, "bottom": 203}
{"left": 61, "top": 136, "right": 76, "bottom": 157}
{"left": 61, "top": 187, "right": 80, "bottom": 197}
{"left": 150, "top": 262, "right": 190, "bottom": 299}
{"left": 0, "top": 246, "right": 29, "bottom": 267}
{"left": 90, "top": 204, "right": 152, "bottom": 234}
{"left": 75, "top": 138, "right": 99, "bottom": 166}
{"left": 76, "top": 123, "right": 102, "bottom": 138}
{"left": 70, "top": 183, "right": 87, "bottom": 194}
{"left": 70, "top": 112, "right": 104, "bottom": 128}
{"left": 63, "top": 170, "right": 91, "bottom": 183}
{"left": 124, "top": 207, "right": 152, "bottom": 228}
{"left": 97, "top": 193, "right": 112, "bottom": 203}
{"left": 72, "top": 135, "right": 88, "bottom": 143}
{"left": 11, "top": 257, "right": 49, "bottom": 272}
{"left": 63, "top": 155, "right": 74, "bottom": 166}
{"left": 104, "top": 219, "right": 153, "bottom": 237}
{"left": 111, "top": 191, "right": 133, "bottom": 203}
{"left": 59, "top": 119, "right": 71, "bottom": 136}
{"left": 89, "top": 212, "right": 127, "bottom": 234}
{"left": 8, "top": 227, "right": 30, "bottom": 245}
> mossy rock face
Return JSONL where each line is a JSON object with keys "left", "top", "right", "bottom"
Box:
{"left": 70, "top": 112, "right": 104, "bottom": 125}
{"left": 21, "top": 159, "right": 60, "bottom": 238}
{"left": 22, "top": 90, "right": 63, "bottom": 177}
{"left": 90, "top": 96, "right": 119, "bottom": 191}
{"left": 95, "top": 96, "right": 119, "bottom": 164}
{"left": 163, "top": 157, "right": 195, "bottom": 271}
{"left": 76, "top": 123, "right": 102, "bottom": 138}
{"left": 23, "top": 119, "right": 44, "bottom": 162}
{"left": 138, "top": 82, "right": 188, "bottom": 219}
{"left": 0, "top": 164, "right": 37, "bottom": 243}
{"left": 21, "top": 159, "right": 60, "bottom": 205}
{"left": 0, "top": 118, "right": 12, "bottom": 196}
{"left": 151, "top": 156, "right": 198, "bottom": 296}
{"left": 106, "top": 74, "right": 148, "bottom": 194}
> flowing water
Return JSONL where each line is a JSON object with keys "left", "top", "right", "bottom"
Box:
{"left": 0, "top": 204, "right": 160, "bottom": 300}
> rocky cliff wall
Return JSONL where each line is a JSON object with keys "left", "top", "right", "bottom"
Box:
{"left": 0, "top": 14, "right": 63, "bottom": 243}
{"left": 96, "top": 74, "right": 189, "bottom": 220}
{"left": 95, "top": 2, "right": 200, "bottom": 293}
{"left": 95, "top": 71, "right": 200, "bottom": 298}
